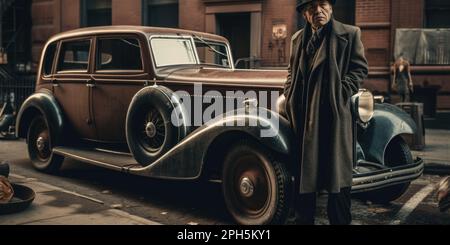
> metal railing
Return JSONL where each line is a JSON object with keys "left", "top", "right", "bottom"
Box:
{"left": 0, "top": 74, "right": 35, "bottom": 112}
{"left": 234, "top": 56, "right": 261, "bottom": 69}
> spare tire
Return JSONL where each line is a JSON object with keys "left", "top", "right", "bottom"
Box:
{"left": 126, "top": 86, "right": 190, "bottom": 166}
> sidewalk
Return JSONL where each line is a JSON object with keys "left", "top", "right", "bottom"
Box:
{"left": 0, "top": 174, "right": 161, "bottom": 225}
{"left": 412, "top": 129, "right": 450, "bottom": 174}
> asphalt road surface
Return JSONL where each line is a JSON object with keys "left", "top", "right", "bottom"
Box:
{"left": 1, "top": 139, "right": 449, "bottom": 225}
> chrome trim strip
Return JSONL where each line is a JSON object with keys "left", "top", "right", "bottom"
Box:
{"left": 94, "top": 148, "right": 133, "bottom": 156}
{"left": 352, "top": 171, "right": 423, "bottom": 192}
{"left": 352, "top": 159, "right": 424, "bottom": 192}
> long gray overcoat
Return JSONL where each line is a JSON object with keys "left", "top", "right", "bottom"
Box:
{"left": 284, "top": 19, "right": 369, "bottom": 194}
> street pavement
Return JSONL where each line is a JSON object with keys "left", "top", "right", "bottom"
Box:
{"left": 1, "top": 174, "right": 161, "bottom": 225}
{"left": 0, "top": 129, "right": 449, "bottom": 225}
{"left": 413, "top": 129, "right": 450, "bottom": 174}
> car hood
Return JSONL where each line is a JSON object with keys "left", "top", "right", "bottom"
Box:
{"left": 164, "top": 68, "right": 288, "bottom": 89}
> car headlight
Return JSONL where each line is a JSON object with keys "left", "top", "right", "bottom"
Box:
{"left": 353, "top": 89, "right": 374, "bottom": 123}
{"left": 276, "top": 95, "right": 287, "bottom": 117}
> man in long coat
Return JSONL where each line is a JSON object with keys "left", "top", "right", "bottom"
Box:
{"left": 283, "top": 0, "right": 368, "bottom": 224}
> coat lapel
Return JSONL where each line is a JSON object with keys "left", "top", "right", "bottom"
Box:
{"left": 292, "top": 32, "right": 305, "bottom": 84}
{"left": 310, "top": 19, "right": 348, "bottom": 76}
{"left": 330, "top": 19, "right": 348, "bottom": 67}
{"left": 310, "top": 37, "right": 327, "bottom": 73}
{"left": 299, "top": 25, "right": 310, "bottom": 80}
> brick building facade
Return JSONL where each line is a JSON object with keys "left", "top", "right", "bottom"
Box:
{"left": 28, "top": 0, "right": 450, "bottom": 109}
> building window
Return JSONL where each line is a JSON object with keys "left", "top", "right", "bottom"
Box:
{"left": 143, "top": 0, "right": 179, "bottom": 28}
{"left": 426, "top": 0, "right": 450, "bottom": 28}
{"left": 395, "top": 29, "right": 450, "bottom": 65}
{"left": 332, "top": 0, "right": 355, "bottom": 25}
{"left": 81, "top": 0, "right": 112, "bottom": 27}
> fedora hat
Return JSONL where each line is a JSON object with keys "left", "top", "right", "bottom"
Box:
{"left": 296, "top": 0, "right": 336, "bottom": 12}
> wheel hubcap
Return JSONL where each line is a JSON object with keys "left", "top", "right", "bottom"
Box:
{"left": 240, "top": 177, "right": 255, "bottom": 197}
{"left": 145, "top": 122, "right": 157, "bottom": 138}
{"left": 36, "top": 136, "right": 47, "bottom": 152}
{"left": 139, "top": 108, "right": 166, "bottom": 153}
{"left": 225, "top": 155, "right": 272, "bottom": 217}
{"left": 32, "top": 120, "right": 51, "bottom": 161}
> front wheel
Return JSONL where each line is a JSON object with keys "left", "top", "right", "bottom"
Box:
{"left": 364, "top": 137, "right": 413, "bottom": 204}
{"left": 222, "top": 140, "right": 292, "bottom": 225}
{"left": 27, "top": 116, "right": 64, "bottom": 173}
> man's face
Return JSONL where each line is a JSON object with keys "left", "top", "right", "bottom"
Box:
{"left": 303, "top": 0, "right": 333, "bottom": 29}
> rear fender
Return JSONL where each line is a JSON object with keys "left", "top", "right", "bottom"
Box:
{"left": 16, "top": 90, "right": 65, "bottom": 145}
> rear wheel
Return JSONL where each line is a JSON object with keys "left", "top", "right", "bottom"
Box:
{"left": 27, "top": 116, "right": 64, "bottom": 173}
{"left": 222, "top": 140, "right": 292, "bottom": 225}
{"left": 364, "top": 137, "right": 413, "bottom": 204}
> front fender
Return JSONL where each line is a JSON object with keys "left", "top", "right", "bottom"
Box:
{"left": 129, "top": 107, "right": 294, "bottom": 179}
{"left": 16, "top": 90, "right": 65, "bottom": 145}
{"left": 358, "top": 103, "right": 416, "bottom": 165}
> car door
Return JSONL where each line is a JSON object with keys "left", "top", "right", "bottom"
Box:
{"left": 91, "top": 34, "right": 149, "bottom": 143}
{"left": 53, "top": 37, "right": 97, "bottom": 140}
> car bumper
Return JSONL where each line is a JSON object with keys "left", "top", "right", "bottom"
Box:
{"left": 351, "top": 158, "right": 424, "bottom": 193}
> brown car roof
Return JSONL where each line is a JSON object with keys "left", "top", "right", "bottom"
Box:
{"left": 47, "top": 25, "right": 229, "bottom": 43}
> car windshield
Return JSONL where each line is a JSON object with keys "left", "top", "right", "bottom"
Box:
{"left": 150, "top": 36, "right": 232, "bottom": 69}
{"left": 193, "top": 36, "right": 231, "bottom": 68}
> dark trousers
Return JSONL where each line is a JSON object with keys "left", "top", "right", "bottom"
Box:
{"left": 295, "top": 187, "right": 352, "bottom": 225}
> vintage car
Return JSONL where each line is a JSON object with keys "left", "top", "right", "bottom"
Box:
{"left": 16, "top": 26, "right": 424, "bottom": 225}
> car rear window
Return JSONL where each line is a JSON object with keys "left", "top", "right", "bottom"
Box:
{"left": 57, "top": 40, "right": 91, "bottom": 72}
{"left": 96, "top": 38, "right": 143, "bottom": 71}
{"left": 42, "top": 42, "right": 57, "bottom": 76}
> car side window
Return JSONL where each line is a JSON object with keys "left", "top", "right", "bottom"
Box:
{"left": 57, "top": 40, "right": 91, "bottom": 72}
{"left": 96, "top": 38, "right": 143, "bottom": 71}
{"left": 43, "top": 42, "right": 57, "bottom": 76}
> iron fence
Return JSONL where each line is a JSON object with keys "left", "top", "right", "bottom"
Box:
{"left": 0, "top": 75, "right": 35, "bottom": 112}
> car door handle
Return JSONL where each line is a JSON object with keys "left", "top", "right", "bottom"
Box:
{"left": 51, "top": 79, "right": 59, "bottom": 87}
{"left": 86, "top": 79, "right": 96, "bottom": 88}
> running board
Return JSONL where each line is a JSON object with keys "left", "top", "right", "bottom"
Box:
{"left": 53, "top": 147, "right": 140, "bottom": 172}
